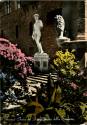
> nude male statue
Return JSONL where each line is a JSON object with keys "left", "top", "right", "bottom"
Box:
{"left": 32, "top": 14, "right": 44, "bottom": 53}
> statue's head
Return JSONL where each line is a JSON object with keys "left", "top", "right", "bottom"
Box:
{"left": 55, "top": 15, "right": 63, "bottom": 21}
{"left": 33, "top": 13, "right": 39, "bottom": 21}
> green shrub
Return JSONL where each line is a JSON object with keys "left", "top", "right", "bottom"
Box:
{"left": 53, "top": 49, "right": 79, "bottom": 77}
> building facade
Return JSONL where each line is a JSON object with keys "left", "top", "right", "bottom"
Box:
{"left": 0, "top": 0, "right": 86, "bottom": 57}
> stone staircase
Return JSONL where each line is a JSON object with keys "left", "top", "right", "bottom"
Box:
{"left": 27, "top": 73, "right": 58, "bottom": 84}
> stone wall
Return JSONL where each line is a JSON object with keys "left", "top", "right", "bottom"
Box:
{"left": 85, "top": 0, "right": 87, "bottom": 39}
{"left": 0, "top": 1, "right": 85, "bottom": 57}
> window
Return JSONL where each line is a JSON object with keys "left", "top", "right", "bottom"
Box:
{"left": 16, "top": 25, "right": 19, "bottom": 38}
{"left": 32, "top": 1, "right": 38, "bottom": 10}
{"left": 78, "top": 1, "right": 85, "bottom": 33}
{"left": 17, "top": 1, "right": 21, "bottom": 9}
{"left": 43, "top": 61, "right": 47, "bottom": 67}
{"left": 29, "top": 46, "right": 34, "bottom": 56}
{"left": 4, "top": 1, "right": 11, "bottom": 14}
{"left": 35, "top": 61, "right": 40, "bottom": 67}
{"left": 46, "top": 8, "right": 62, "bottom": 24}
{"left": 1, "top": 30, "right": 4, "bottom": 37}
{"left": 29, "top": 21, "right": 33, "bottom": 36}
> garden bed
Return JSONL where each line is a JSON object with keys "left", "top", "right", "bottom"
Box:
{"left": 0, "top": 38, "right": 87, "bottom": 125}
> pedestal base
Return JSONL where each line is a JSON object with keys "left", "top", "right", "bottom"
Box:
{"left": 56, "top": 37, "right": 70, "bottom": 47}
{"left": 34, "top": 52, "right": 49, "bottom": 72}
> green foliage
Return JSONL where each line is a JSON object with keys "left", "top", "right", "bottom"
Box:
{"left": 27, "top": 101, "right": 44, "bottom": 114}
{"left": 51, "top": 86, "right": 62, "bottom": 103}
{"left": 55, "top": 108, "right": 66, "bottom": 118}
{"left": 1, "top": 49, "right": 87, "bottom": 125}
{"left": 53, "top": 49, "right": 80, "bottom": 77}
{"left": 80, "top": 102, "right": 87, "bottom": 121}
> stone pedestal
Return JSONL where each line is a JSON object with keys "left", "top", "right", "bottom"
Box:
{"left": 56, "top": 37, "right": 70, "bottom": 47}
{"left": 34, "top": 53, "right": 49, "bottom": 72}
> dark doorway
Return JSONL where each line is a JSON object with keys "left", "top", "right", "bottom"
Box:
{"left": 75, "top": 48, "right": 86, "bottom": 61}
{"left": 46, "top": 8, "right": 62, "bottom": 24}
{"left": 1, "top": 30, "right": 4, "bottom": 37}
{"left": 29, "top": 21, "right": 33, "bottom": 36}
{"left": 16, "top": 25, "right": 19, "bottom": 38}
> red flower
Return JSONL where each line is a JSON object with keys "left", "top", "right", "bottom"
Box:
{"left": 83, "top": 91, "right": 87, "bottom": 96}
{"left": 70, "top": 82, "right": 78, "bottom": 90}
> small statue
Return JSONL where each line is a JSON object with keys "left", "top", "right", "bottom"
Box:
{"left": 55, "top": 15, "right": 65, "bottom": 38}
{"left": 32, "top": 14, "right": 44, "bottom": 53}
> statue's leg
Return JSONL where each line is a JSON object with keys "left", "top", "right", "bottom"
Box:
{"left": 36, "top": 36, "right": 43, "bottom": 53}
{"left": 36, "top": 41, "right": 40, "bottom": 52}
{"left": 39, "top": 42, "right": 43, "bottom": 53}
{"left": 36, "top": 37, "right": 41, "bottom": 53}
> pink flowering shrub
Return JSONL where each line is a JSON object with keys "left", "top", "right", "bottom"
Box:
{"left": 0, "top": 38, "right": 34, "bottom": 78}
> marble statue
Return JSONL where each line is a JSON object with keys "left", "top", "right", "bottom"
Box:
{"left": 32, "top": 13, "right": 44, "bottom": 53}
{"left": 55, "top": 15, "right": 65, "bottom": 38}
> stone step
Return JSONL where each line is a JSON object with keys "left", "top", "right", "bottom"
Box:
{"left": 27, "top": 78, "right": 47, "bottom": 84}
{"left": 27, "top": 73, "right": 58, "bottom": 84}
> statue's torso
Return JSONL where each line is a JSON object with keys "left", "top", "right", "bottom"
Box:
{"left": 33, "top": 20, "right": 43, "bottom": 35}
